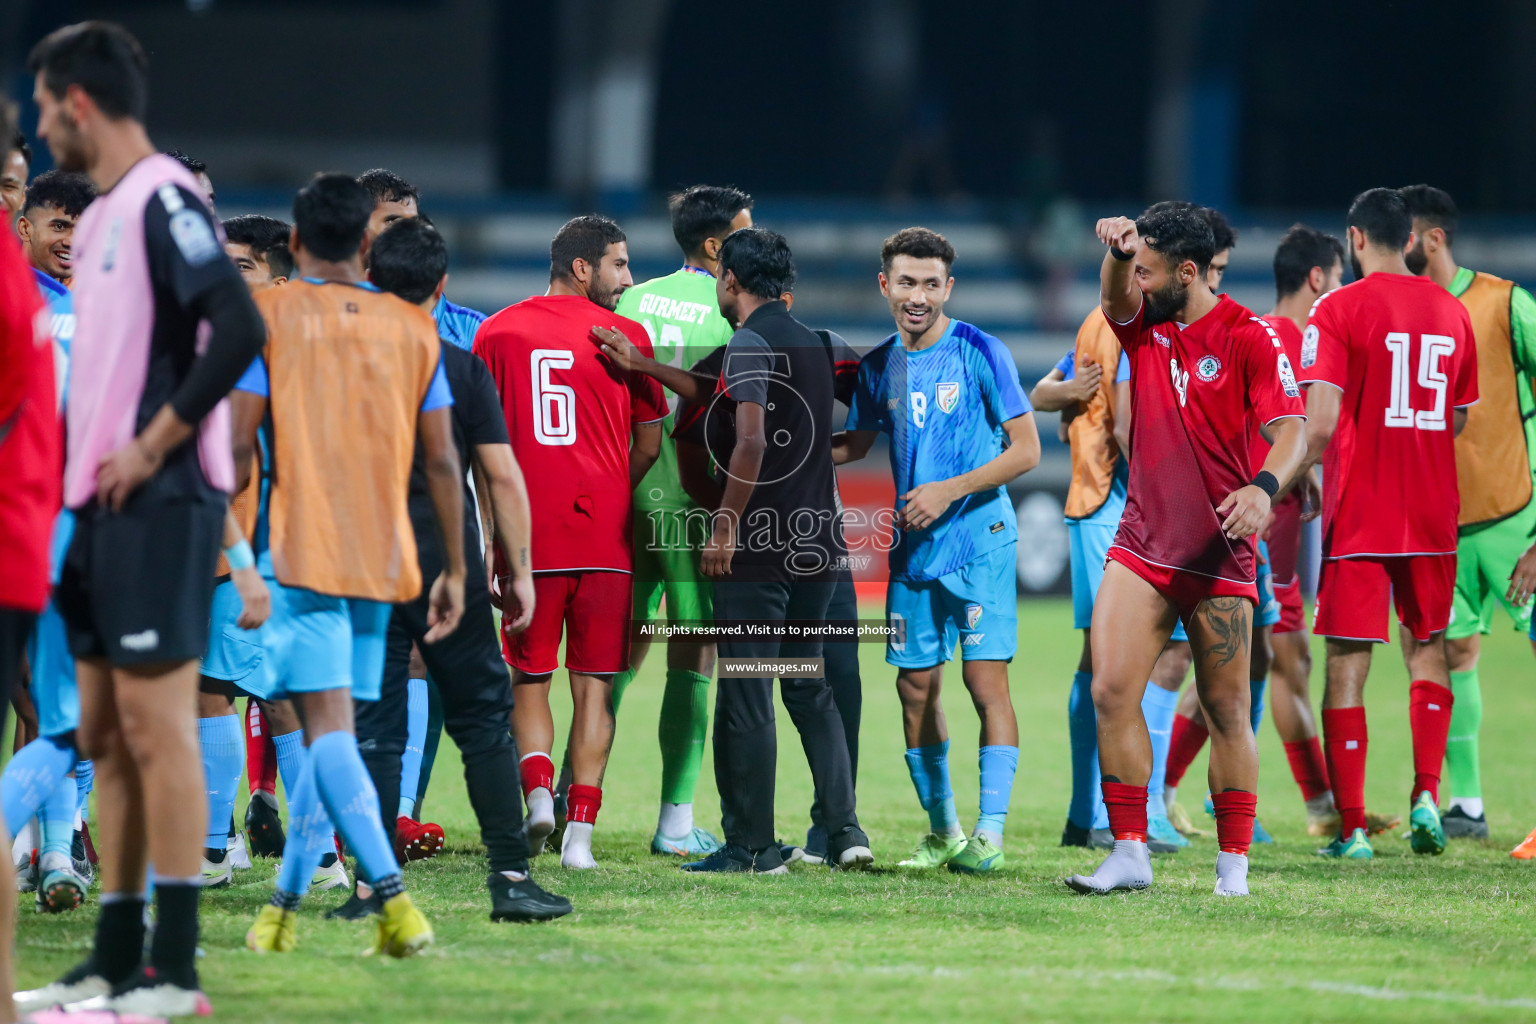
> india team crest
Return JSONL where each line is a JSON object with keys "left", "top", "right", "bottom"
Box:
{"left": 1196, "top": 355, "right": 1222, "bottom": 382}
{"left": 936, "top": 382, "right": 960, "bottom": 414}
{"left": 965, "top": 603, "right": 983, "bottom": 629}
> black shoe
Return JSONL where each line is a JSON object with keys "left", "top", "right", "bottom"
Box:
{"left": 1061, "top": 820, "right": 1090, "bottom": 847}
{"left": 824, "top": 826, "right": 872, "bottom": 866}
{"left": 488, "top": 872, "right": 572, "bottom": 922}
{"left": 684, "top": 845, "right": 752, "bottom": 872}
{"left": 325, "top": 889, "right": 381, "bottom": 920}
{"left": 1443, "top": 805, "right": 1490, "bottom": 840}
{"left": 802, "top": 824, "right": 829, "bottom": 864}
{"left": 1088, "top": 828, "right": 1114, "bottom": 849}
{"left": 244, "top": 791, "right": 286, "bottom": 858}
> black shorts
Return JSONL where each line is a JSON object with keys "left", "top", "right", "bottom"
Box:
{"left": 56, "top": 493, "right": 224, "bottom": 667}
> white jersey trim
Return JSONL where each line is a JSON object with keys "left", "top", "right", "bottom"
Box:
{"left": 1295, "top": 378, "right": 1343, "bottom": 391}
{"left": 531, "top": 567, "right": 634, "bottom": 574}
{"left": 1322, "top": 551, "right": 1457, "bottom": 559}
{"left": 1108, "top": 544, "right": 1258, "bottom": 586}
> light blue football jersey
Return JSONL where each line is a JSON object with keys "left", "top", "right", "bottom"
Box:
{"left": 847, "top": 318, "right": 1031, "bottom": 581}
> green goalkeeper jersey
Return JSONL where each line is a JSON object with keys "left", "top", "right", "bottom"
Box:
{"left": 616, "top": 267, "right": 735, "bottom": 513}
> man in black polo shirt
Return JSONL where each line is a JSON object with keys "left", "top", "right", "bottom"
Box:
{"left": 681, "top": 228, "right": 871, "bottom": 874}
{"left": 352, "top": 218, "right": 570, "bottom": 921}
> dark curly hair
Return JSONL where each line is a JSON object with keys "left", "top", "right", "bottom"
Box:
{"left": 1136, "top": 201, "right": 1216, "bottom": 275}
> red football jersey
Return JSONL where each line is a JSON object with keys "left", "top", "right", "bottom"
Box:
{"left": 473, "top": 294, "right": 668, "bottom": 573}
{"left": 1298, "top": 272, "right": 1477, "bottom": 558}
{"left": 0, "top": 232, "right": 57, "bottom": 613}
{"left": 1249, "top": 315, "right": 1305, "bottom": 469}
{"left": 1108, "top": 294, "right": 1306, "bottom": 584}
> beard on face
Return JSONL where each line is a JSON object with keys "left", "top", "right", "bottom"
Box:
{"left": 1142, "top": 278, "right": 1189, "bottom": 326}
{"left": 588, "top": 277, "right": 621, "bottom": 312}
{"left": 1404, "top": 239, "right": 1428, "bottom": 275}
{"left": 1350, "top": 252, "right": 1365, "bottom": 282}
{"left": 49, "top": 111, "right": 89, "bottom": 173}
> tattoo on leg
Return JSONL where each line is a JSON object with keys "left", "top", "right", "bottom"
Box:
{"left": 1199, "top": 597, "right": 1251, "bottom": 669}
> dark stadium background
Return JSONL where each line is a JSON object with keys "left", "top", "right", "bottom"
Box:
{"left": 9, "top": 0, "right": 1533, "bottom": 597}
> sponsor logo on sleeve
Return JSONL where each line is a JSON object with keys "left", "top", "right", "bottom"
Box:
{"left": 170, "top": 210, "right": 220, "bottom": 266}
{"left": 1277, "top": 353, "right": 1300, "bottom": 397}
{"left": 1301, "top": 325, "right": 1319, "bottom": 368}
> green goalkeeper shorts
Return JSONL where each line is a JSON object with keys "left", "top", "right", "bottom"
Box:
{"left": 1449, "top": 499, "right": 1536, "bottom": 640}
{"left": 631, "top": 510, "right": 713, "bottom": 626}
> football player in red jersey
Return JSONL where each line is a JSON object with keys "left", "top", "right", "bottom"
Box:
{"left": 474, "top": 215, "right": 667, "bottom": 869}
{"left": 1295, "top": 188, "right": 1478, "bottom": 860}
{"left": 1065, "top": 202, "right": 1306, "bottom": 898}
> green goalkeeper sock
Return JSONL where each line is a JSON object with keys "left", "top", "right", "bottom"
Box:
{"left": 1446, "top": 668, "right": 1482, "bottom": 802}
{"left": 658, "top": 668, "right": 710, "bottom": 805}
{"left": 610, "top": 667, "right": 637, "bottom": 715}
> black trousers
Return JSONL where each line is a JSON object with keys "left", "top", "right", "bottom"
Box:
{"left": 810, "top": 572, "right": 860, "bottom": 830}
{"left": 712, "top": 576, "right": 864, "bottom": 857}
{"left": 354, "top": 536, "right": 531, "bottom": 874}
{"left": 0, "top": 608, "right": 33, "bottom": 741}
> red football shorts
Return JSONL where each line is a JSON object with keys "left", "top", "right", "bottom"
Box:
{"left": 502, "top": 571, "right": 632, "bottom": 675}
{"left": 1273, "top": 578, "right": 1306, "bottom": 635}
{"left": 1106, "top": 546, "right": 1259, "bottom": 627}
{"left": 1312, "top": 555, "right": 1454, "bottom": 644}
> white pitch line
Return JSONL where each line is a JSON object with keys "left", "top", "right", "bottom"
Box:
{"left": 787, "top": 962, "right": 1536, "bottom": 1010}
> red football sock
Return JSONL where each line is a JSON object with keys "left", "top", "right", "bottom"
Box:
{"left": 1322, "top": 707, "right": 1368, "bottom": 837}
{"left": 1283, "top": 737, "right": 1331, "bottom": 801}
{"left": 1408, "top": 680, "right": 1454, "bottom": 804}
{"left": 1101, "top": 781, "right": 1148, "bottom": 842}
{"left": 245, "top": 699, "right": 277, "bottom": 796}
{"left": 1164, "top": 714, "right": 1209, "bottom": 789}
{"left": 566, "top": 784, "right": 603, "bottom": 825}
{"left": 1211, "top": 790, "right": 1258, "bottom": 854}
{"left": 519, "top": 752, "right": 554, "bottom": 797}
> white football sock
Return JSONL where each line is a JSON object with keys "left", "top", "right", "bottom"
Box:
{"left": 1066, "top": 839, "right": 1153, "bottom": 894}
{"left": 657, "top": 802, "right": 693, "bottom": 839}
{"left": 1164, "top": 785, "right": 1179, "bottom": 809}
{"left": 1214, "top": 850, "right": 1249, "bottom": 896}
{"left": 525, "top": 787, "right": 555, "bottom": 850}
{"left": 560, "top": 821, "right": 597, "bottom": 869}
{"left": 12, "top": 819, "right": 37, "bottom": 866}
{"left": 1450, "top": 796, "right": 1483, "bottom": 818}
{"left": 1305, "top": 792, "right": 1336, "bottom": 817}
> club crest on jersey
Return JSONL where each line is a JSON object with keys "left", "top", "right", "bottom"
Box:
{"left": 1301, "top": 324, "right": 1320, "bottom": 368}
{"left": 937, "top": 382, "right": 960, "bottom": 414}
{"left": 1277, "top": 353, "right": 1301, "bottom": 397}
{"left": 965, "top": 603, "right": 983, "bottom": 629}
{"left": 1196, "top": 355, "right": 1221, "bottom": 382}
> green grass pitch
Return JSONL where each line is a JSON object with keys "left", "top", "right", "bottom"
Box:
{"left": 14, "top": 598, "right": 1536, "bottom": 1023}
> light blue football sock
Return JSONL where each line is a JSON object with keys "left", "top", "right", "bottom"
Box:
{"left": 74, "top": 759, "right": 94, "bottom": 819}
{"left": 1067, "top": 670, "right": 1105, "bottom": 830}
{"left": 275, "top": 746, "right": 332, "bottom": 897}
{"left": 39, "top": 770, "right": 78, "bottom": 865}
{"left": 1249, "top": 676, "right": 1268, "bottom": 735}
{"left": 272, "top": 729, "right": 306, "bottom": 799}
{"left": 903, "top": 740, "right": 961, "bottom": 836}
{"left": 2, "top": 734, "right": 75, "bottom": 838}
{"left": 199, "top": 715, "right": 244, "bottom": 849}
{"left": 309, "top": 731, "right": 398, "bottom": 887}
{"left": 975, "top": 744, "right": 1020, "bottom": 842}
{"left": 1142, "top": 681, "right": 1181, "bottom": 816}
{"left": 398, "top": 677, "right": 428, "bottom": 818}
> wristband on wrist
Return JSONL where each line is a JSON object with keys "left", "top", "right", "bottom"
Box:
{"left": 1252, "top": 471, "right": 1279, "bottom": 498}
{"left": 224, "top": 539, "right": 255, "bottom": 571}
{"left": 1109, "top": 246, "right": 1134, "bottom": 262}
